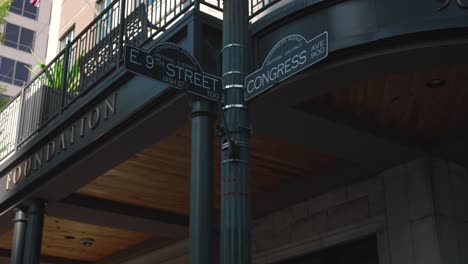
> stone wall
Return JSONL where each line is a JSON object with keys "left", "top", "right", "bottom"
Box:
{"left": 383, "top": 159, "right": 468, "bottom": 264}
{"left": 121, "top": 158, "right": 468, "bottom": 264}
{"left": 252, "top": 174, "right": 386, "bottom": 263}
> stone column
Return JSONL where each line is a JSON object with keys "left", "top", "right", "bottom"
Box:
{"left": 383, "top": 158, "right": 468, "bottom": 264}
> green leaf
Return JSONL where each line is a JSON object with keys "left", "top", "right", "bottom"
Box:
{"left": 0, "top": 0, "right": 12, "bottom": 25}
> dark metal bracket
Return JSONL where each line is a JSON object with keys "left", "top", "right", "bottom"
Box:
{"left": 215, "top": 97, "right": 240, "bottom": 160}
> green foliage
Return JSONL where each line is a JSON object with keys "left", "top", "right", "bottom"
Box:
{"left": 26, "top": 52, "right": 83, "bottom": 93}
{"left": 0, "top": 95, "right": 7, "bottom": 109}
{"left": 0, "top": 128, "right": 8, "bottom": 154}
{"left": 0, "top": 87, "right": 10, "bottom": 154}
{"left": 0, "top": 0, "right": 11, "bottom": 24}
{"left": 0, "top": 87, "right": 8, "bottom": 110}
{"left": 0, "top": 0, "right": 12, "bottom": 42}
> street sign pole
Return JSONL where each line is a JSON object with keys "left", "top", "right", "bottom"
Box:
{"left": 190, "top": 4, "right": 215, "bottom": 262}
{"left": 221, "top": 0, "right": 251, "bottom": 263}
{"left": 190, "top": 100, "right": 214, "bottom": 264}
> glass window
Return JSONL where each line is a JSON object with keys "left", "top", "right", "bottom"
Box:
{"left": 10, "top": 0, "right": 38, "bottom": 20}
{"left": 59, "top": 29, "right": 75, "bottom": 51}
{"left": 10, "top": 0, "right": 23, "bottom": 11}
{"left": 19, "top": 28, "right": 34, "bottom": 52}
{"left": 3, "top": 23, "right": 35, "bottom": 52}
{"left": 3, "top": 24, "right": 19, "bottom": 49}
{"left": 98, "top": 0, "right": 113, "bottom": 12}
{"left": 0, "top": 58, "right": 14, "bottom": 84}
{"left": 0, "top": 57, "right": 30, "bottom": 87}
{"left": 14, "top": 61, "right": 30, "bottom": 86}
{"left": 97, "top": 0, "right": 116, "bottom": 42}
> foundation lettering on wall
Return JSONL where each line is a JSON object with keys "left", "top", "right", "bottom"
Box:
{"left": 3, "top": 93, "right": 118, "bottom": 191}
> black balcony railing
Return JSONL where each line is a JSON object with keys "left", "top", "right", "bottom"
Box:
{"left": 249, "top": 0, "right": 282, "bottom": 18}
{"left": 0, "top": 96, "right": 21, "bottom": 161}
{"left": 0, "top": 0, "right": 286, "bottom": 162}
{"left": 200, "top": 0, "right": 223, "bottom": 12}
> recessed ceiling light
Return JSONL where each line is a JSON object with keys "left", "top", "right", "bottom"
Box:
{"left": 80, "top": 238, "right": 95, "bottom": 247}
{"left": 426, "top": 79, "right": 446, "bottom": 88}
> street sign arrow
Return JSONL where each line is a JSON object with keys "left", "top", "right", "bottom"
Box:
{"left": 124, "top": 43, "right": 222, "bottom": 101}
{"left": 245, "top": 31, "right": 328, "bottom": 102}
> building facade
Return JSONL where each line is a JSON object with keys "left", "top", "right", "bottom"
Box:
{"left": 0, "top": 0, "right": 51, "bottom": 98}
{"left": 47, "top": 0, "right": 102, "bottom": 61}
{"left": 0, "top": 0, "right": 467, "bottom": 263}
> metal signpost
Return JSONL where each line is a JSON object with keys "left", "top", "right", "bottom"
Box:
{"left": 221, "top": 0, "right": 251, "bottom": 263}
{"left": 124, "top": 43, "right": 222, "bottom": 101}
{"left": 245, "top": 32, "right": 328, "bottom": 102}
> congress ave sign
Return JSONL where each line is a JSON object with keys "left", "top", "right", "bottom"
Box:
{"left": 245, "top": 32, "right": 328, "bottom": 102}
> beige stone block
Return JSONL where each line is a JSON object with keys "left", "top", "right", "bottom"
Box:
{"left": 347, "top": 176, "right": 383, "bottom": 200}
{"left": 387, "top": 224, "right": 413, "bottom": 264}
{"left": 450, "top": 165, "right": 468, "bottom": 221}
{"left": 252, "top": 217, "right": 279, "bottom": 252}
{"left": 459, "top": 221, "right": 468, "bottom": 263}
{"left": 384, "top": 163, "right": 410, "bottom": 227}
{"left": 291, "top": 212, "right": 327, "bottom": 242}
{"left": 272, "top": 208, "right": 294, "bottom": 229}
{"left": 273, "top": 212, "right": 293, "bottom": 247}
{"left": 307, "top": 187, "right": 347, "bottom": 215}
{"left": 253, "top": 209, "right": 294, "bottom": 252}
{"left": 407, "top": 159, "right": 434, "bottom": 221}
{"left": 438, "top": 217, "right": 460, "bottom": 264}
{"left": 327, "top": 197, "right": 369, "bottom": 230}
{"left": 370, "top": 189, "right": 386, "bottom": 217}
{"left": 412, "top": 217, "right": 440, "bottom": 264}
{"left": 292, "top": 201, "right": 308, "bottom": 222}
{"left": 432, "top": 159, "right": 454, "bottom": 218}
{"left": 252, "top": 217, "right": 274, "bottom": 239}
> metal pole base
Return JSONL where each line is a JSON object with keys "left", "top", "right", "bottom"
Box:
{"left": 23, "top": 200, "right": 45, "bottom": 264}
{"left": 10, "top": 207, "right": 28, "bottom": 264}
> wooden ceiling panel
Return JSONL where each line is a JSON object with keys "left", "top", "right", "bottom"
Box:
{"left": 309, "top": 67, "right": 468, "bottom": 141}
{"left": 0, "top": 216, "right": 153, "bottom": 262}
{"left": 78, "top": 123, "right": 338, "bottom": 215}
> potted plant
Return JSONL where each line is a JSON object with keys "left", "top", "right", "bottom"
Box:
{"left": 25, "top": 52, "right": 83, "bottom": 126}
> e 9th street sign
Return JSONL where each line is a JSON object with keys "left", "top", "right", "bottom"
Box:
{"left": 245, "top": 32, "right": 328, "bottom": 102}
{"left": 124, "top": 43, "right": 222, "bottom": 101}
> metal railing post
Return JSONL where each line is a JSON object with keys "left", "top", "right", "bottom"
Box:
{"left": 61, "top": 41, "right": 71, "bottom": 111}
{"left": 118, "top": 0, "right": 127, "bottom": 61}
{"left": 194, "top": 0, "right": 200, "bottom": 10}
{"left": 15, "top": 90, "right": 26, "bottom": 149}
